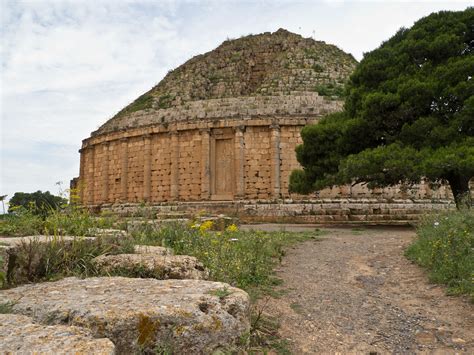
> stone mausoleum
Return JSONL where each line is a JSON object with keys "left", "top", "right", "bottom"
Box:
{"left": 76, "top": 29, "right": 454, "bottom": 223}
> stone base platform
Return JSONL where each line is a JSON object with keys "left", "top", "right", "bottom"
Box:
{"left": 97, "top": 199, "right": 456, "bottom": 225}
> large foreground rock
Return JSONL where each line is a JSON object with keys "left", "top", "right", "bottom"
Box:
{"left": 0, "top": 313, "right": 115, "bottom": 354}
{"left": 1, "top": 277, "right": 250, "bottom": 353}
{"left": 92, "top": 253, "right": 208, "bottom": 280}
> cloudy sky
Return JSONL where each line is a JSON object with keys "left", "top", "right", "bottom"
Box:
{"left": 0, "top": 0, "right": 471, "bottom": 204}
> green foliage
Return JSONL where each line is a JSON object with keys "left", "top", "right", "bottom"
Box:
{"left": 0, "top": 256, "right": 5, "bottom": 288}
{"left": 157, "top": 94, "right": 174, "bottom": 109}
{"left": 291, "top": 9, "right": 474, "bottom": 207}
{"left": 0, "top": 301, "right": 14, "bottom": 314}
{"left": 289, "top": 169, "right": 312, "bottom": 194}
{"left": 0, "top": 207, "right": 44, "bottom": 236}
{"left": 314, "top": 83, "right": 344, "bottom": 97}
{"left": 9, "top": 191, "right": 67, "bottom": 218}
{"left": 312, "top": 63, "right": 324, "bottom": 72}
{"left": 207, "top": 286, "right": 232, "bottom": 299}
{"left": 5, "top": 235, "right": 135, "bottom": 287}
{"left": 44, "top": 207, "right": 115, "bottom": 236}
{"left": 0, "top": 204, "right": 116, "bottom": 237}
{"left": 405, "top": 209, "right": 474, "bottom": 299}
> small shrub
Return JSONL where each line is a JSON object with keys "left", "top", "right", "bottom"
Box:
{"left": 0, "top": 301, "right": 14, "bottom": 314}
{"left": 405, "top": 209, "right": 473, "bottom": 299}
{"left": 312, "top": 63, "right": 324, "bottom": 72}
{"left": 158, "top": 94, "right": 174, "bottom": 109}
{"left": 314, "top": 83, "right": 345, "bottom": 97}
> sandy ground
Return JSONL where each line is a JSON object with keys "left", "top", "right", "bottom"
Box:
{"left": 242, "top": 225, "right": 473, "bottom": 354}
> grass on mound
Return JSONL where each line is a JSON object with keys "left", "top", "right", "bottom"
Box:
{"left": 405, "top": 209, "right": 473, "bottom": 300}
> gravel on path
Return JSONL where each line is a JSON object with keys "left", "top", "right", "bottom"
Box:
{"left": 244, "top": 225, "right": 473, "bottom": 354}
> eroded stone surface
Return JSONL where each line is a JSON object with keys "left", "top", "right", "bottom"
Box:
{"left": 92, "top": 253, "right": 208, "bottom": 280}
{"left": 0, "top": 313, "right": 115, "bottom": 354}
{"left": 1, "top": 277, "right": 250, "bottom": 353}
{"left": 88, "top": 227, "right": 128, "bottom": 237}
{"left": 134, "top": 244, "right": 173, "bottom": 255}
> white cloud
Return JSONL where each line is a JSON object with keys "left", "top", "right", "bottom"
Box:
{"left": 1, "top": 0, "right": 471, "bottom": 203}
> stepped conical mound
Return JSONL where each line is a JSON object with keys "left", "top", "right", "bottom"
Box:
{"left": 95, "top": 29, "right": 356, "bottom": 135}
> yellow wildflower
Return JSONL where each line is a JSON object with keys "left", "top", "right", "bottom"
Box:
{"left": 199, "top": 220, "right": 214, "bottom": 233}
{"left": 226, "top": 224, "right": 238, "bottom": 232}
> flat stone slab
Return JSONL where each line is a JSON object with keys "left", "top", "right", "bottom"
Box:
{"left": 1, "top": 277, "right": 250, "bottom": 353}
{"left": 93, "top": 253, "right": 208, "bottom": 280}
{"left": 88, "top": 228, "right": 128, "bottom": 237}
{"left": 134, "top": 244, "right": 173, "bottom": 255}
{"left": 0, "top": 313, "right": 115, "bottom": 354}
{"left": 0, "top": 235, "right": 95, "bottom": 247}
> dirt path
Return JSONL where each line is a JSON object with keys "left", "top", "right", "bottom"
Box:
{"left": 245, "top": 225, "right": 473, "bottom": 354}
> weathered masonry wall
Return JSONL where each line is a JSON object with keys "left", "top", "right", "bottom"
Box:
{"left": 79, "top": 115, "right": 455, "bottom": 206}
{"left": 80, "top": 118, "right": 311, "bottom": 204}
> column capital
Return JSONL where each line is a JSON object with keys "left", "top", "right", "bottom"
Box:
{"left": 120, "top": 137, "right": 128, "bottom": 143}
{"left": 199, "top": 128, "right": 211, "bottom": 135}
{"left": 270, "top": 123, "right": 280, "bottom": 131}
{"left": 233, "top": 125, "right": 246, "bottom": 134}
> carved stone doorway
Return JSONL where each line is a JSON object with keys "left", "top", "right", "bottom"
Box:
{"left": 210, "top": 128, "right": 234, "bottom": 200}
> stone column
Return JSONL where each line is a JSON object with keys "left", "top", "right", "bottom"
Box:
{"left": 270, "top": 123, "right": 281, "bottom": 199}
{"left": 120, "top": 138, "right": 129, "bottom": 201}
{"left": 170, "top": 131, "right": 179, "bottom": 201}
{"left": 102, "top": 142, "right": 110, "bottom": 203}
{"left": 143, "top": 134, "right": 152, "bottom": 202}
{"left": 87, "top": 146, "right": 96, "bottom": 205}
{"left": 79, "top": 148, "right": 85, "bottom": 203}
{"left": 234, "top": 125, "right": 245, "bottom": 199}
{"left": 200, "top": 129, "right": 211, "bottom": 200}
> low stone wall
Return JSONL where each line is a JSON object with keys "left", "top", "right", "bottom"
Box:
{"left": 99, "top": 199, "right": 456, "bottom": 225}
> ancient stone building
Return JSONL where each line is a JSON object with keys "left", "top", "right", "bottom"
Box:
{"left": 76, "top": 29, "right": 454, "bottom": 218}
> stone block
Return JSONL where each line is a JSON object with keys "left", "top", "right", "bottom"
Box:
{"left": 1, "top": 277, "right": 250, "bottom": 354}
{"left": 92, "top": 253, "right": 208, "bottom": 280}
{"left": 0, "top": 314, "right": 115, "bottom": 354}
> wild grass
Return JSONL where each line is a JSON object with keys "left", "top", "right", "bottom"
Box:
{"left": 0, "top": 206, "right": 117, "bottom": 237}
{"left": 405, "top": 209, "right": 473, "bottom": 300}
{"left": 0, "top": 208, "right": 43, "bottom": 236}
{"left": 131, "top": 221, "right": 313, "bottom": 293}
{"left": 4, "top": 234, "right": 135, "bottom": 287}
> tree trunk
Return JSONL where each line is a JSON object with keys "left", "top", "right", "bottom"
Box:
{"left": 447, "top": 174, "right": 472, "bottom": 209}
